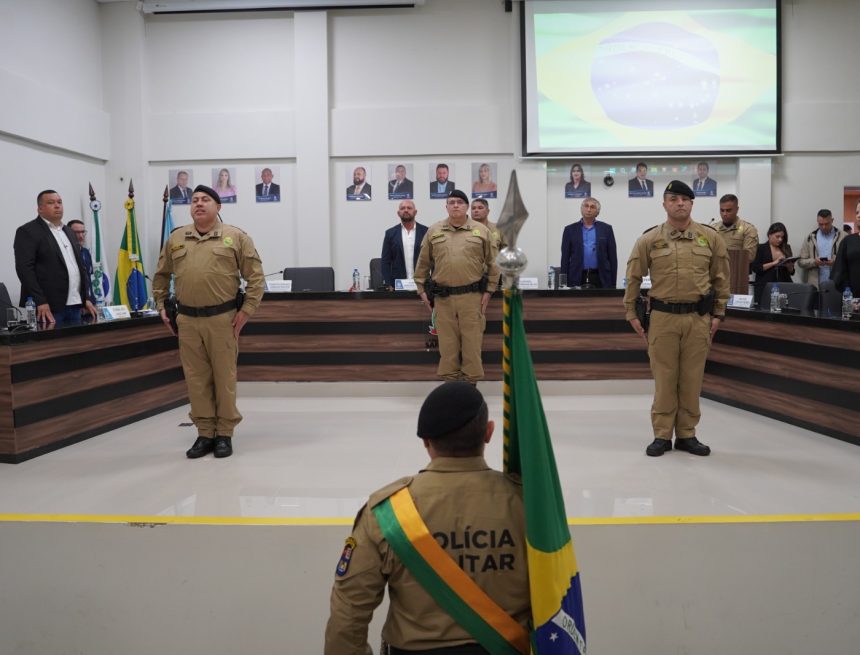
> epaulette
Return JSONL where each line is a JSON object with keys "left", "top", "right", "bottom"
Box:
{"left": 700, "top": 223, "right": 717, "bottom": 232}
{"left": 368, "top": 476, "right": 414, "bottom": 510}
{"left": 642, "top": 225, "right": 659, "bottom": 234}
{"left": 504, "top": 471, "right": 524, "bottom": 487}
{"left": 170, "top": 226, "right": 183, "bottom": 234}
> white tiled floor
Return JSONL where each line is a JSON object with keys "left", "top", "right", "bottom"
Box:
{"left": 1, "top": 380, "right": 859, "bottom": 519}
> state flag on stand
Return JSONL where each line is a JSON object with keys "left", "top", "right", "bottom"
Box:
{"left": 502, "top": 290, "right": 586, "bottom": 655}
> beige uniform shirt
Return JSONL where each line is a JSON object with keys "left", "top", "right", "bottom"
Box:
{"left": 709, "top": 218, "right": 758, "bottom": 261}
{"left": 623, "top": 220, "right": 731, "bottom": 320}
{"left": 324, "top": 457, "right": 529, "bottom": 654}
{"left": 482, "top": 220, "right": 507, "bottom": 254}
{"left": 152, "top": 223, "right": 265, "bottom": 315}
{"left": 413, "top": 219, "right": 500, "bottom": 294}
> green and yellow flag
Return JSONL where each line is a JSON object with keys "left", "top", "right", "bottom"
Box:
{"left": 503, "top": 289, "right": 586, "bottom": 654}
{"left": 112, "top": 184, "right": 147, "bottom": 311}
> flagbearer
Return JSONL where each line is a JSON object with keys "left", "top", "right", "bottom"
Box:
{"left": 324, "top": 382, "right": 531, "bottom": 655}
{"left": 152, "top": 185, "right": 264, "bottom": 459}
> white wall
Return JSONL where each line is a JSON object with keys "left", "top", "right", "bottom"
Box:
{"left": 0, "top": 0, "right": 108, "bottom": 303}
{"left": 4, "top": 0, "right": 860, "bottom": 299}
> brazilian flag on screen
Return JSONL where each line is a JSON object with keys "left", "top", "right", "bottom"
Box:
{"left": 113, "top": 195, "right": 147, "bottom": 311}
{"left": 503, "top": 290, "right": 586, "bottom": 655}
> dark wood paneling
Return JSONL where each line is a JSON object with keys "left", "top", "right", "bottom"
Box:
{"left": 708, "top": 343, "right": 860, "bottom": 387}
{"left": 703, "top": 375, "right": 860, "bottom": 443}
{"left": 10, "top": 324, "right": 169, "bottom": 364}
{"left": 12, "top": 350, "right": 184, "bottom": 407}
{"left": 12, "top": 381, "right": 189, "bottom": 455}
{"left": 0, "top": 347, "right": 12, "bottom": 452}
{"left": 720, "top": 317, "right": 860, "bottom": 350}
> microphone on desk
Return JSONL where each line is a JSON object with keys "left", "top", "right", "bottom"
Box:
{"left": 264, "top": 269, "right": 285, "bottom": 278}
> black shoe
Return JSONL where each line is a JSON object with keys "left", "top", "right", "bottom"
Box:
{"left": 213, "top": 436, "right": 233, "bottom": 458}
{"left": 674, "top": 437, "right": 711, "bottom": 456}
{"left": 646, "top": 438, "right": 672, "bottom": 457}
{"left": 186, "top": 437, "right": 215, "bottom": 459}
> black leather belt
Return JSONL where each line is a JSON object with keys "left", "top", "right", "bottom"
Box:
{"left": 650, "top": 299, "right": 698, "bottom": 314}
{"left": 435, "top": 281, "right": 482, "bottom": 296}
{"left": 177, "top": 299, "right": 236, "bottom": 317}
{"left": 387, "top": 644, "right": 488, "bottom": 655}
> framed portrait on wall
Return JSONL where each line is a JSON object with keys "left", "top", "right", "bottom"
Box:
{"left": 168, "top": 169, "right": 194, "bottom": 205}
{"left": 692, "top": 161, "right": 718, "bottom": 197}
{"left": 211, "top": 167, "right": 238, "bottom": 204}
{"left": 347, "top": 164, "right": 372, "bottom": 201}
{"left": 388, "top": 163, "right": 414, "bottom": 200}
{"left": 628, "top": 162, "right": 654, "bottom": 198}
{"left": 430, "top": 162, "right": 456, "bottom": 199}
{"left": 471, "top": 162, "right": 498, "bottom": 199}
{"left": 255, "top": 166, "right": 281, "bottom": 203}
{"left": 564, "top": 163, "right": 592, "bottom": 198}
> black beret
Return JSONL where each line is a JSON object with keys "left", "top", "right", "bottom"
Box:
{"left": 193, "top": 184, "right": 221, "bottom": 204}
{"left": 417, "top": 382, "right": 485, "bottom": 439}
{"left": 447, "top": 189, "right": 470, "bottom": 204}
{"left": 663, "top": 180, "right": 695, "bottom": 200}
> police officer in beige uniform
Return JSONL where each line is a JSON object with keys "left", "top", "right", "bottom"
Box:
{"left": 324, "top": 382, "right": 530, "bottom": 655}
{"left": 415, "top": 190, "right": 500, "bottom": 383}
{"left": 470, "top": 198, "right": 507, "bottom": 255}
{"left": 152, "top": 185, "right": 264, "bottom": 459}
{"left": 709, "top": 194, "right": 759, "bottom": 261}
{"left": 624, "top": 181, "right": 730, "bottom": 457}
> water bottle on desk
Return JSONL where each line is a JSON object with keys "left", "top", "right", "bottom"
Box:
{"left": 842, "top": 286, "right": 853, "bottom": 320}
{"left": 547, "top": 266, "right": 555, "bottom": 290}
{"left": 770, "top": 284, "right": 780, "bottom": 313}
{"left": 352, "top": 268, "right": 361, "bottom": 292}
{"left": 25, "top": 296, "right": 37, "bottom": 329}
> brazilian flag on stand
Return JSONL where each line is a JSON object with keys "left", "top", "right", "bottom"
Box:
{"left": 502, "top": 289, "right": 586, "bottom": 654}
{"left": 113, "top": 191, "right": 147, "bottom": 311}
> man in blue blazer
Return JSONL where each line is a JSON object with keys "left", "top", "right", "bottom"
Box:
{"left": 560, "top": 197, "right": 618, "bottom": 288}
{"left": 691, "top": 162, "right": 717, "bottom": 197}
{"left": 381, "top": 200, "right": 428, "bottom": 288}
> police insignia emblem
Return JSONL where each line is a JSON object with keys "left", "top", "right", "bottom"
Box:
{"left": 223, "top": 236, "right": 234, "bottom": 246}
{"left": 336, "top": 537, "right": 357, "bottom": 576}
{"left": 697, "top": 236, "right": 708, "bottom": 247}
{"left": 472, "top": 229, "right": 481, "bottom": 236}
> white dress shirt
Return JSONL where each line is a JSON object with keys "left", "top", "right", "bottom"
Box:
{"left": 43, "top": 218, "right": 82, "bottom": 305}
{"left": 401, "top": 224, "right": 416, "bottom": 280}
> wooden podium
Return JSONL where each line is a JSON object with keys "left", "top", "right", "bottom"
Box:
{"left": 728, "top": 249, "right": 751, "bottom": 295}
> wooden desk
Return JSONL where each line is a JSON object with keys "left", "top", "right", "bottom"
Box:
{"left": 3, "top": 292, "right": 858, "bottom": 462}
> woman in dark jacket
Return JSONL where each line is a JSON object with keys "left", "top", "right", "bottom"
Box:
{"left": 752, "top": 222, "right": 795, "bottom": 305}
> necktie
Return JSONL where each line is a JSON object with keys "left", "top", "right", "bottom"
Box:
{"left": 640, "top": 179, "right": 646, "bottom": 191}
{"left": 699, "top": 180, "right": 703, "bottom": 191}
{"left": 263, "top": 185, "right": 269, "bottom": 196}
{"left": 182, "top": 188, "right": 187, "bottom": 200}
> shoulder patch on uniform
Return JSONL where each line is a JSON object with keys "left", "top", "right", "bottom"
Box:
{"left": 642, "top": 225, "right": 659, "bottom": 234}
{"left": 368, "top": 476, "right": 413, "bottom": 510}
{"left": 430, "top": 232, "right": 446, "bottom": 241}
{"left": 335, "top": 536, "right": 357, "bottom": 577}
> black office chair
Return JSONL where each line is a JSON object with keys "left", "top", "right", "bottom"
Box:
{"left": 0, "top": 282, "right": 15, "bottom": 316}
{"left": 760, "top": 282, "right": 817, "bottom": 314}
{"left": 282, "top": 267, "right": 335, "bottom": 292}
{"left": 369, "top": 258, "right": 384, "bottom": 290}
{"left": 818, "top": 279, "right": 843, "bottom": 318}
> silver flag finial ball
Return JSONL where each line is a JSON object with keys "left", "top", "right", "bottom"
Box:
{"left": 497, "top": 246, "right": 528, "bottom": 290}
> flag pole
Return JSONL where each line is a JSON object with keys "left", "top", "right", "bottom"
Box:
{"left": 160, "top": 184, "right": 168, "bottom": 251}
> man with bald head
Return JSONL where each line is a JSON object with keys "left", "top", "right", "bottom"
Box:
{"left": 381, "top": 199, "right": 428, "bottom": 289}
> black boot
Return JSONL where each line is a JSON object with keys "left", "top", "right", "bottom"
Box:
{"left": 213, "top": 436, "right": 233, "bottom": 458}
{"left": 674, "top": 437, "right": 711, "bottom": 456}
{"left": 645, "top": 438, "right": 672, "bottom": 457}
{"left": 186, "top": 436, "right": 215, "bottom": 459}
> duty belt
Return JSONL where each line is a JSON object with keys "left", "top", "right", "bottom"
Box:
{"left": 435, "top": 281, "right": 482, "bottom": 297}
{"left": 387, "top": 644, "right": 488, "bottom": 655}
{"left": 177, "top": 299, "right": 237, "bottom": 317}
{"left": 650, "top": 299, "right": 698, "bottom": 314}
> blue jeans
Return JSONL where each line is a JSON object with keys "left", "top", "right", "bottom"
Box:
{"left": 53, "top": 304, "right": 83, "bottom": 328}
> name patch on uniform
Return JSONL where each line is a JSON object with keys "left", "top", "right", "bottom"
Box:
{"left": 170, "top": 244, "right": 185, "bottom": 252}
{"left": 336, "top": 537, "right": 357, "bottom": 576}
{"left": 431, "top": 233, "right": 446, "bottom": 241}
{"left": 696, "top": 236, "right": 709, "bottom": 247}
{"left": 652, "top": 240, "right": 668, "bottom": 249}
{"left": 223, "top": 237, "right": 234, "bottom": 246}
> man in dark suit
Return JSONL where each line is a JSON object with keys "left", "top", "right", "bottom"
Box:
{"left": 255, "top": 167, "right": 281, "bottom": 200}
{"left": 67, "top": 219, "right": 95, "bottom": 302}
{"left": 388, "top": 164, "right": 414, "bottom": 198}
{"left": 346, "top": 166, "right": 372, "bottom": 200}
{"left": 14, "top": 190, "right": 97, "bottom": 327}
{"left": 692, "top": 162, "right": 717, "bottom": 197}
{"left": 628, "top": 162, "right": 654, "bottom": 197}
{"left": 381, "top": 200, "right": 428, "bottom": 288}
{"left": 169, "top": 170, "right": 193, "bottom": 204}
{"left": 430, "top": 163, "right": 456, "bottom": 197}
{"left": 560, "top": 197, "right": 618, "bottom": 288}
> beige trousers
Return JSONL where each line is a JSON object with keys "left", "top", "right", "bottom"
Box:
{"left": 434, "top": 293, "right": 486, "bottom": 383}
